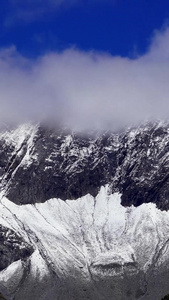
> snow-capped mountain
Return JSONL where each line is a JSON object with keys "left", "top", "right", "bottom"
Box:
{"left": 1, "top": 122, "right": 169, "bottom": 299}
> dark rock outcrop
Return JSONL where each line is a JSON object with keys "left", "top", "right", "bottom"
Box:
{"left": 1, "top": 122, "right": 169, "bottom": 209}
{"left": 0, "top": 224, "right": 33, "bottom": 271}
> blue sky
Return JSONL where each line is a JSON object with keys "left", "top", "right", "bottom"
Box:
{"left": 0, "top": 1, "right": 169, "bottom": 130}
{"left": 1, "top": 0, "right": 169, "bottom": 58}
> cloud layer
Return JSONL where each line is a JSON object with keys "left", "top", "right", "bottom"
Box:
{"left": 0, "top": 27, "right": 169, "bottom": 130}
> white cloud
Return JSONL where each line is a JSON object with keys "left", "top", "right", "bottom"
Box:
{"left": 0, "top": 27, "right": 169, "bottom": 130}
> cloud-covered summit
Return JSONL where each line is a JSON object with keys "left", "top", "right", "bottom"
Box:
{"left": 0, "top": 27, "right": 169, "bottom": 130}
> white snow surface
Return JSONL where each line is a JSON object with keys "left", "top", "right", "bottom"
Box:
{"left": 1, "top": 185, "right": 169, "bottom": 284}
{"left": 0, "top": 123, "right": 37, "bottom": 151}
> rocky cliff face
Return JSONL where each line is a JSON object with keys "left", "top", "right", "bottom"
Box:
{"left": 0, "top": 122, "right": 169, "bottom": 299}
{"left": 1, "top": 122, "right": 169, "bottom": 209}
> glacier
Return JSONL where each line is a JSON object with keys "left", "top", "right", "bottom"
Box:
{"left": 0, "top": 186, "right": 169, "bottom": 299}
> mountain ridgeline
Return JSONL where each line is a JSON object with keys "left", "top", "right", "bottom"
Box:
{"left": 0, "top": 122, "right": 169, "bottom": 209}
{"left": 1, "top": 122, "right": 169, "bottom": 300}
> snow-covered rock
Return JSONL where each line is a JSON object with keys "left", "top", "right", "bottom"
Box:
{"left": 0, "top": 187, "right": 168, "bottom": 299}
{"left": 0, "top": 122, "right": 169, "bottom": 299}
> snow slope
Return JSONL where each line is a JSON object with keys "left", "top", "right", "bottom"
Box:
{"left": 1, "top": 186, "right": 169, "bottom": 299}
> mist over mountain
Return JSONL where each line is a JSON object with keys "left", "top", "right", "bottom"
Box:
{"left": 0, "top": 27, "right": 169, "bottom": 131}
{"left": 1, "top": 19, "right": 169, "bottom": 300}
{"left": 1, "top": 1, "right": 169, "bottom": 299}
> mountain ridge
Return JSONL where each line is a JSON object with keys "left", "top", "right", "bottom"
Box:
{"left": 0, "top": 121, "right": 169, "bottom": 299}
{"left": 0, "top": 121, "right": 169, "bottom": 209}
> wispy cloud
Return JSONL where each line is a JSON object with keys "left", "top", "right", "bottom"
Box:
{"left": 5, "top": 0, "right": 115, "bottom": 25}
{"left": 0, "top": 27, "right": 169, "bottom": 130}
{"left": 4, "top": 0, "right": 84, "bottom": 25}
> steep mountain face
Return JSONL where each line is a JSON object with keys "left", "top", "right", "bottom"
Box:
{"left": 0, "top": 122, "right": 169, "bottom": 209}
{"left": 0, "top": 122, "right": 169, "bottom": 299}
{"left": 1, "top": 122, "right": 169, "bottom": 210}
